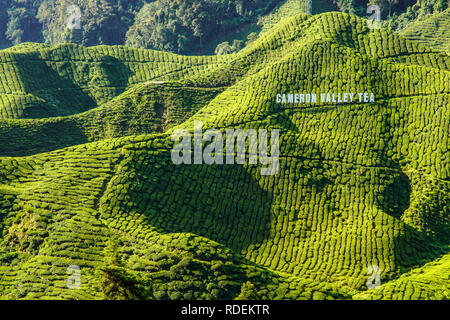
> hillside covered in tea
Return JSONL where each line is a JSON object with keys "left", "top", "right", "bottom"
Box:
{"left": 399, "top": 8, "right": 450, "bottom": 54}
{"left": 0, "top": 11, "right": 448, "bottom": 300}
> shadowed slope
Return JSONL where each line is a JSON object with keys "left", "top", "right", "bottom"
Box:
{"left": 0, "top": 43, "right": 231, "bottom": 119}
{"left": 399, "top": 8, "right": 450, "bottom": 54}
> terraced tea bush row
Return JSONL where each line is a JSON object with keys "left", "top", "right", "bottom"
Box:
{"left": 399, "top": 8, "right": 450, "bottom": 54}
{"left": 0, "top": 43, "right": 231, "bottom": 119}
{"left": 0, "top": 83, "right": 222, "bottom": 157}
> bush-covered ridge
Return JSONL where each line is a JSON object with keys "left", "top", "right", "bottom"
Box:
{"left": 0, "top": 11, "right": 448, "bottom": 300}
{"left": 1, "top": 12, "right": 448, "bottom": 157}
{"left": 0, "top": 43, "right": 230, "bottom": 119}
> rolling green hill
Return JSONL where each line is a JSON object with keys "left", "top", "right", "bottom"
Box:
{"left": 399, "top": 8, "right": 450, "bottom": 54}
{"left": 0, "top": 11, "right": 448, "bottom": 300}
{"left": 0, "top": 43, "right": 230, "bottom": 119}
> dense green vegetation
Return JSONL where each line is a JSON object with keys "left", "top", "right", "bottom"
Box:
{"left": 381, "top": 0, "right": 449, "bottom": 30}
{"left": 0, "top": 0, "right": 448, "bottom": 54}
{"left": 0, "top": 42, "right": 230, "bottom": 155}
{"left": 0, "top": 11, "right": 448, "bottom": 300}
{"left": 399, "top": 8, "right": 450, "bottom": 54}
{"left": 124, "top": 0, "right": 281, "bottom": 53}
{"left": 0, "top": 81, "right": 223, "bottom": 156}
{"left": 0, "top": 0, "right": 283, "bottom": 54}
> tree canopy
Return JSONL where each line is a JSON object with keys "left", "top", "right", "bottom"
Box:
{"left": 0, "top": 0, "right": 448, "bottom": 53}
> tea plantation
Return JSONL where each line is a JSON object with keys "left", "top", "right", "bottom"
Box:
{"left": 399, "top": 8, "right": 450, "bottom": 54}
{"left": 0, "top": 12, "right": 448, "bottom": 300}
